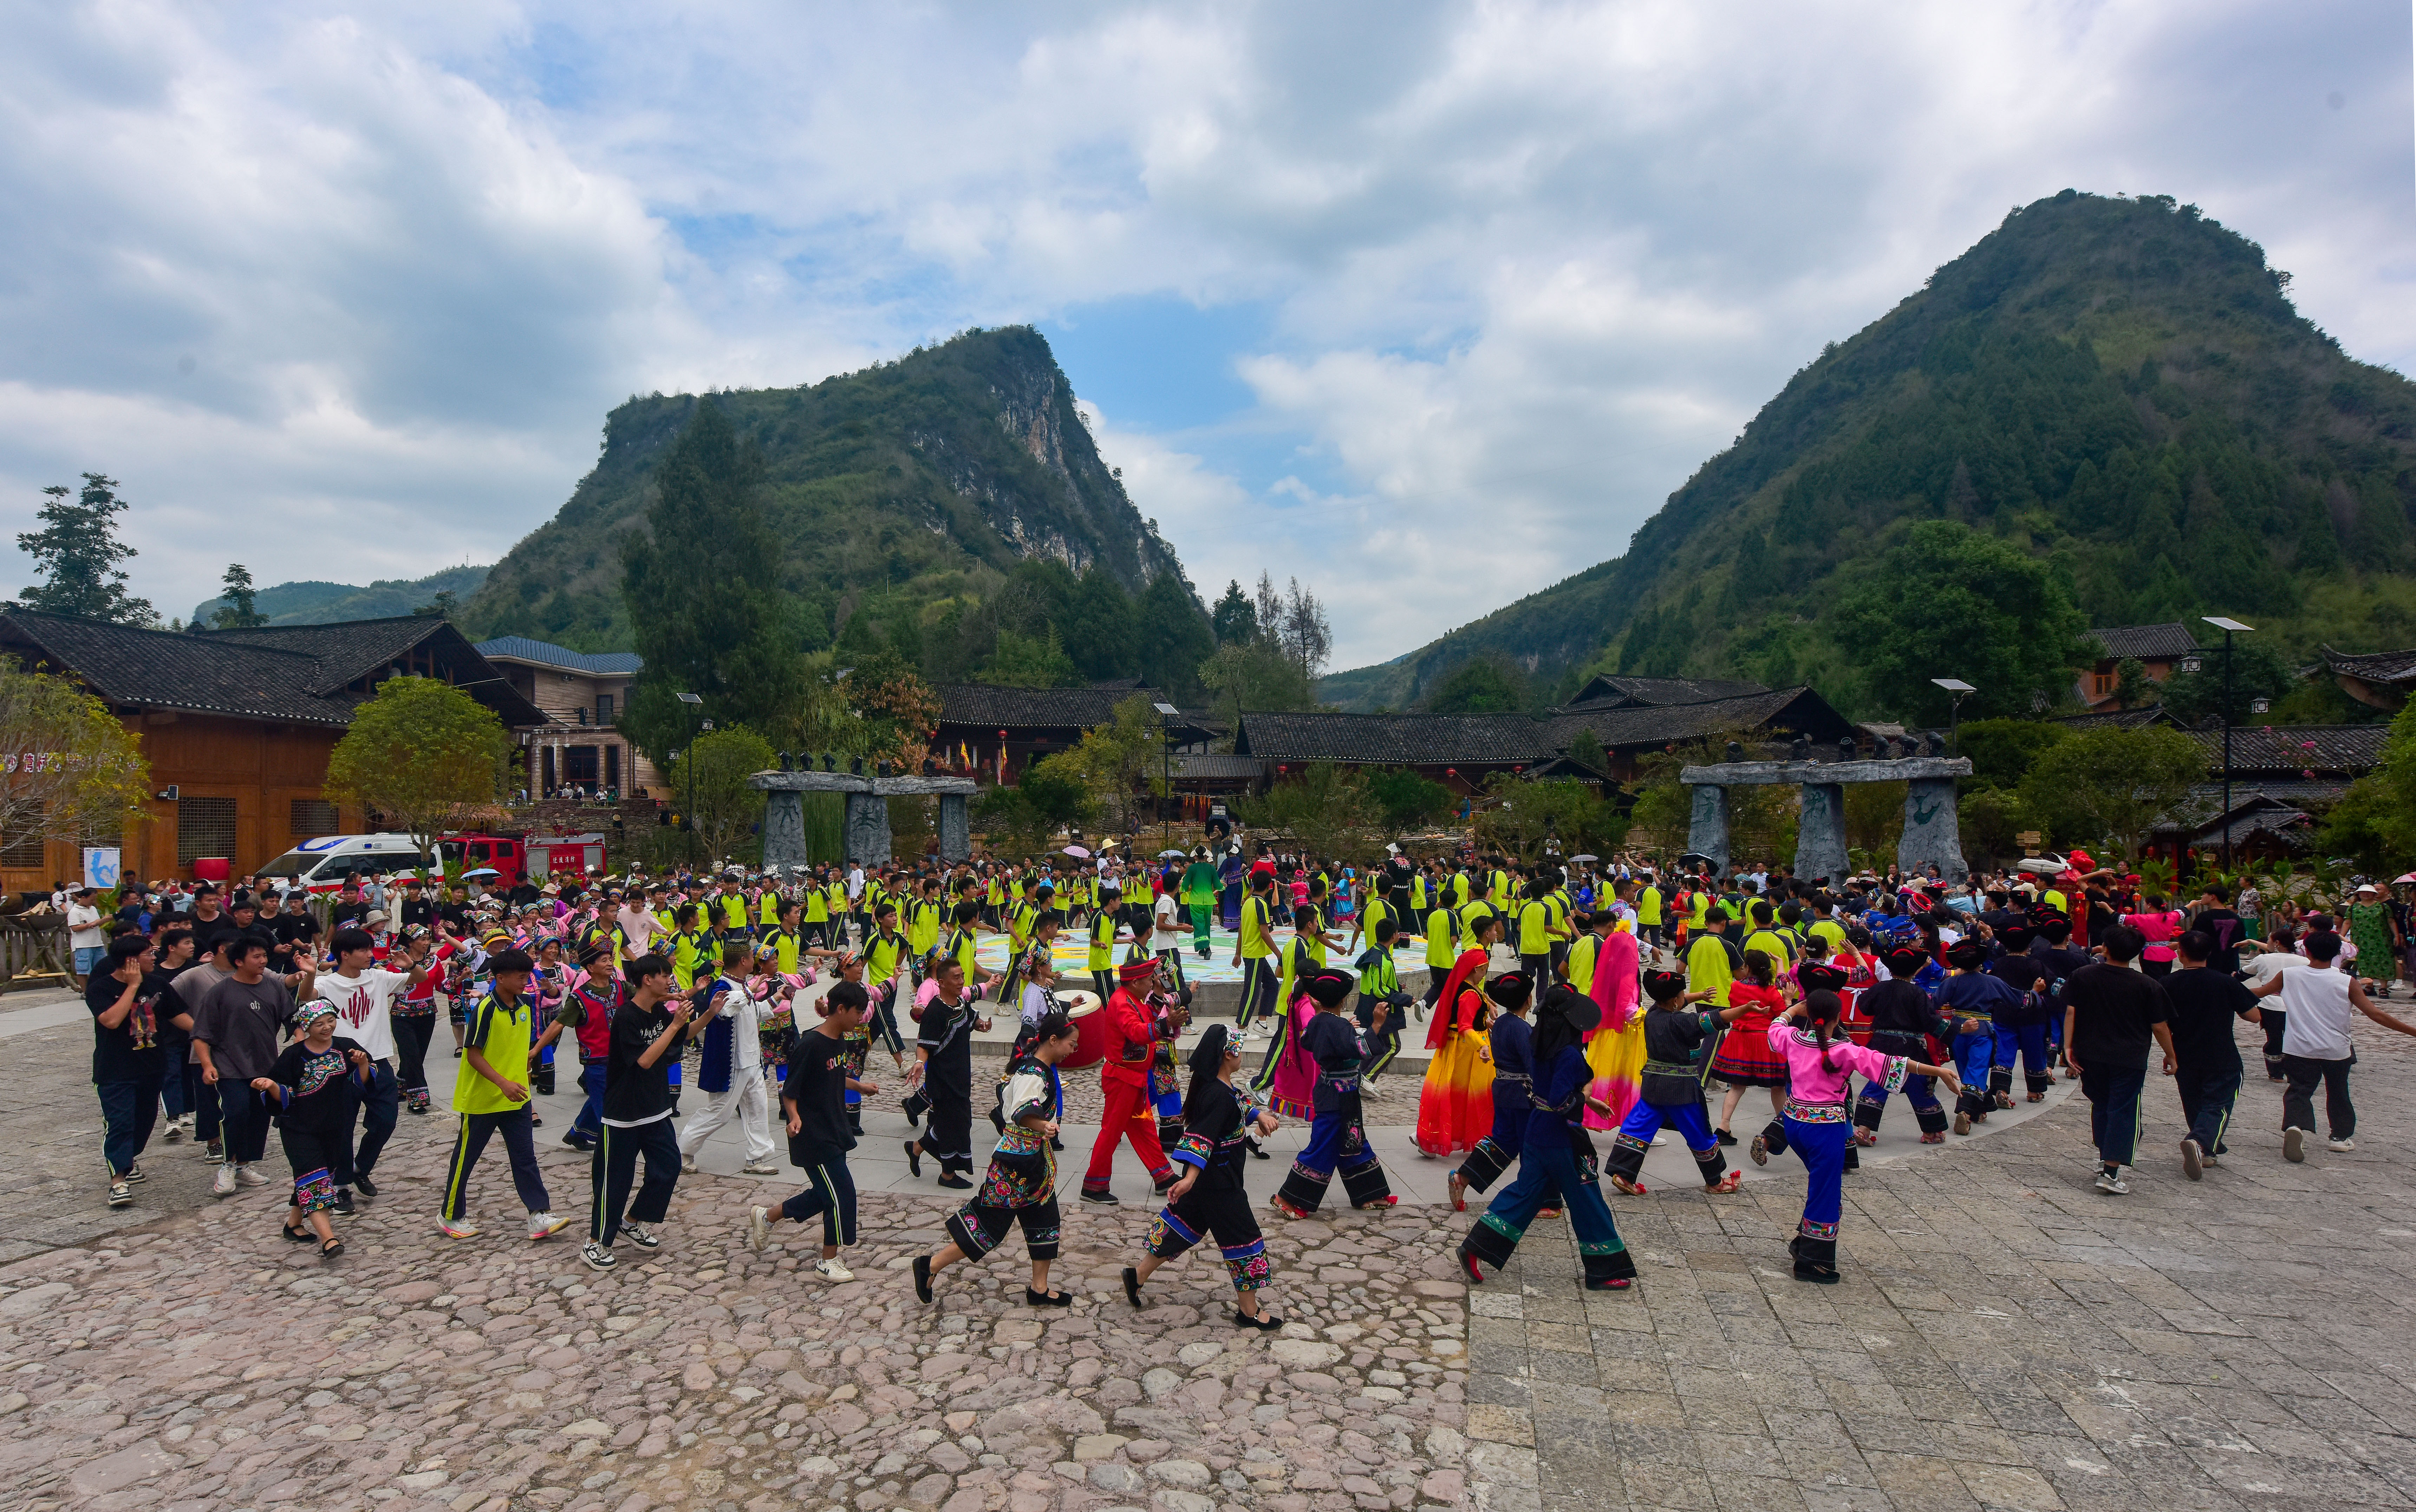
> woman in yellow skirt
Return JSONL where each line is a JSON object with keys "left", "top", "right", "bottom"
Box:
{"left": 1415, "top": 918, "right": 1505, "bottom": 1157}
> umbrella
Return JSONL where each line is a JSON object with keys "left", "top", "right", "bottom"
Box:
{"left": 2396, "top": 872, "right": 2416, "bottom": 885}
{"left": 1569, "top": 854, "right": 1600, "bottom": 863}
{"left": 1062, "top": 846, "right": 1091, "bottom": 859}
{"left": 460, "top": 867, "right": 501, "bottom": 879}
{"left": 1158, "top": 848, "right": 1187, "bottom": 859}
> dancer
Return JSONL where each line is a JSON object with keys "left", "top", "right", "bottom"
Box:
{"left": 1851, "top": 947, "right": 1960, "bottom": 1145}
{"left": 747, "top": 981, "right": 875, "bottom": 1278}
{"left": 1578, "top": 913, "right": 1646, "bottom": 1136}
{"left": 1414, "top": 917, "right": 1505, "bottom": 1156}
{"left": 1354, "top": 918, "right": 1409, "bottom": 1091}
{"left": 1771, "top": 989, "right": 1959, "bottom": 1282}
{"left": 1939, "top": 941, "right": 2021, "bottom": 1135}
{"left": 2162, "top": 930, "right": 2259, "bottom": 1178}
{"left": 903, "top": 956, "right": 986, "bottom": 1189}
{"left": 251, "top": 1003, "right": 375, "bottom": 1258}
{"left": 1121, "top": 1024, "right": 1285, "bottom": 1330}
{"left": 582, "top": 953, "right": 695, "bottom": 1271}
{"left": 2062, "top": 926, "right": 2178, "bottom": 1193}
{"left": 1232, "top": 872, "right": 1281, "bottom": 1029}
{"left": 1271, "top": 968, "right": 1396, "bottom": 1217}
{"left": 1604, "top": 971, "right": 1749, "bottom": 1195}
{"left": 437, "top": 948, "right": 572, "bottom": 1241}
{"left": 1446, "top": 970, "right": 1539, "bottom": 1214}
{"left": 914, "top": 1009, "right": 1079, "bottom": 1307}
{"left": 1981, "top": 924, "right": 2055, "bottom": 1104}
{"left": 680, "top": 941, "right": 779, "bottom": 1176}
{"left": 1080, "top": 957, "right": 1177, "bottom": 1205}
{"left": 1711, "top": 950, "right": 1788, "bottom": 1149}
{"left": 1458, "top": 981, "right": 1639, "bottom": 1290}
{"left": 2251, "top": 927, "right": 2416, "bottom": 1162}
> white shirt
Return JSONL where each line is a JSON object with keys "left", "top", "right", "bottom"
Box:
{"left": 67, "top": 904, "right": 104, "bottom": 949}
{"left": 2242, "top": 950, "right": 2306, "bottom": 992}
{"left": 1153, "top": 892, "right": 1178, "bottom": 937}
{"left": 617, "top": 907, "right": 659, "bottom": 952}
{"left": 710, "top": 975, "right": 763, "bottom": 1075}
{"left": 2277, "top": 963, "right": 2355, "bottom": 1061}
{"left": 313, "top": 967, "right": 412, "bottom": 1062}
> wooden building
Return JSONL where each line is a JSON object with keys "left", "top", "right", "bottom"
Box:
{"left": 0, "top": 612, "right": 544, "bottom": 893}
{"left": 473, "top": 637, "right": 662, "bottom": 800}
{"left": 2078, "top": 623, "right": 2201, "bottom": 711}
{"left": 931, "top": 684, "right": 1215, "bottom": 784}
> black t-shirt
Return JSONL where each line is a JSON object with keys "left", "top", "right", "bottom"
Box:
{"left": 2193, "top": 909, "right": 2245, "bottom": 969}
{"left": 602, "top": 999, "right": 690, "bottom": 1126}
{"left": 780, "top": 1026, "right": 856, "bottom": 1159}
{"left": 85, "top": 968, "right": 168, "bottom": 1081}
{"left": 438, "top": 901, "right": 471, "bottom": 931}
{"left": 271, "top": 912, "right": 321, "bottom": 968}
{"left": 188, "top": 912, "right": 239, "bottom": 961}
{"left": 2158, "top": 966, "right": 2257, "bottom": 1071}
{"left": 2064, "top": 964, "right": 2168, "bottom": 1072}
{"left": 331, "top": 899, "right": 369, "bottom": 929}
{"left": 148, "top": 968, "right": 193, "bottom": 1052}
{"left": 399, "top": 896, "right": 435, "bottom": 930}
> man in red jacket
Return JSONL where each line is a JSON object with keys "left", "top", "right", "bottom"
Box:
{"left": 1080, "top": 957, "right": 1177, "bottom": 1205}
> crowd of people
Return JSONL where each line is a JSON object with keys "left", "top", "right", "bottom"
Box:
{"left": 63, "top": 839, "right": 2416, "bottom": 1299}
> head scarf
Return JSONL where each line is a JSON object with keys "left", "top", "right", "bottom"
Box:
{"left": 1585, "top": 928, "right": 1640, "bottom": 1039}
{"left": 1187, "top": 1022, "right": 1232, "bottom": 1073}
{"left": 1423, "top": 947, "right": 1491, "bottom": 1050}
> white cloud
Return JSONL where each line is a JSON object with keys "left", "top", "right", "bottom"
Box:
{"left": 0, "top": 0, "right": 2407, "bottom": 657}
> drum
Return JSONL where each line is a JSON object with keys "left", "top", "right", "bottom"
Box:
{"left": 1059, "top": 990, "right": 1108, "bottom": 1069}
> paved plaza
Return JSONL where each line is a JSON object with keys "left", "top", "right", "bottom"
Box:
{"left": 4, "top": 983, "right": 2416, "bottom": 1512}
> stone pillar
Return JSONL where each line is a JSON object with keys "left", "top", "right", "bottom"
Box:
{"left": 1896, "top": 777, "right": 1966, "bottom": 884}
{"left": 1795, "top": 782, "right": 1847, "bottom": 887}
{"left": 1685, "top": 783, "right": 1731, "bottom": 873}
{"left": 843, "top": 791, "right": 893, "bottom": 869}
{"left": 938, "top": 793, "right": 971, "bottom": 863}
{"left": 760, "top": 790, "right": 806, "bottom": 873}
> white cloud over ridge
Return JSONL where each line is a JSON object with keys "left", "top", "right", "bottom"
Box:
{"left": 0, "top": 1, "right": 2407, "bottom": 656}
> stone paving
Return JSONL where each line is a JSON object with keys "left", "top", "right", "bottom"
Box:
{"left": 8, "top": 985, "right": 2416, "bottom": 1512}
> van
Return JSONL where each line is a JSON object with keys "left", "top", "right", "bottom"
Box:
{"left": 255, "top": 834, "right": 440, "bottom": 893}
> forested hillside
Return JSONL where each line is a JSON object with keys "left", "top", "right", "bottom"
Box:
{"left": 1323, "top": 190, "right": 2416, "bottom": 719}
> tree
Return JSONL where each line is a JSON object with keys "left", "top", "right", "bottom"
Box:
{"left": 973, "top": 757, "right": 1093, "bottom": 857}
{"left": 1425, "top": 657, "right": 1527, "bottom": 713}
{"left": 1058, "top": 567, "right": 1137, "bottom": 682}
{"left": 663, "top": 726, "right": 774, "bottom": 866}
{"left": 2320, "top": 696, "right": 2416, "bottom": 867}
{"left": 211, "top": 565, "right": 269, "bottom": 628}
{"left": 1199, "top": 638, "right": 1317, "bottom": 726}
{"left": 2158, "top": 637, "right": 2295, "bottom": 726}
{"left": 1959, "top": 786, "right": 2036, "bottom": 862}
{"left": 620, "top": 402, "right": 799, "bottom": 762}
{"left": 843, "top": 651, "right": 942, "bottom": 770}
{"left": 1276, "top": 576, "right": 1333, "bottom": 681}
{"left": 1469, "top": 774, "right": 1629, "bottom": 862}
{"left": 2017, "top": 725, "right": 2204, "bottom": 860}
{"left": 1135, "top": 571, "right": 1213, "bottom": 702}
{"left": 1367, "top": 766, "right": 1453, "bottom": 830}
{"left": 1956, "top": 718, "right": 2067, "bottom": 791}
{"left": 1828, "top": 520, "right": 2093, "bottom": 725}
{"left": 1564, "top": 727, "right": 1609, "bottom": 777}
{"left": 1211, "top": 579, "right": 1257, "bottom": 646}
{"left": 1237, "top": 762, "right": 1380, "bottom": 862}
{"left": 0, "top": 656, "right": 151, "bottom": 856}
{"left": 413, "top": 589, "right": 458, "bottom": 620}
{"left": 976, "top": 626, "right": 1081, "bottom": 689}
{"left": 324, "top": 677, "right": 515, "bottom": 868}
{"left": 1054, "top": 693, "right": 1170, "bottom": 835}
{"left": 17, "top": 474, "right": 154, "bottom": 624}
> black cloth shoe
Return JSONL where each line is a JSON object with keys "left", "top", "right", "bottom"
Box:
{"left": 1025, "top": 1287, "right": 1073, "bottom": 1307}
{"left": 353, "top": 1173, "right": 378, "bottom": 1199}
{"left": 1714, "top": 1128, "right": 1738, "bottom": 1147}
{"left": 1079, "top": 1188, "right": 1120, "bottom": 1205}
{"left": 1122, "top": 1265, "right": 1143, "bottom": 1309}
{"left": 913, "top": 1254, "right": 934, "bottom": 1304}
{"left": 333, "top": 1190, "right": 356, "bottom": 1215}
{"left": 1233, "top": 1309, "right": 1283, "bottom": 1331}
{"left": 903, "top": 1141, "right": 922, "bottom": 1178}
{"left": 936, "top": 1174, "right": 972, "bottom": 1190}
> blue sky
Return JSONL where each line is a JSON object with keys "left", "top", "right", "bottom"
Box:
{"left": 1, "top": 1, "right": 2411, "bottom": 665}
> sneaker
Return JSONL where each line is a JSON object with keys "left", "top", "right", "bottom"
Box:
{"left": 741, "top": 1161, "right": 780, "bottom": 1175}
{"left": 813, "top": 1256, "right": 855, "bottom": 1283}
{"left": 2329, "top": 1136, "right": 2356, "bottom": 1152}
{"left": 562, "top": 1132, "right": 597, "bottom": 1150}
{"left": 234, "top": 1164, "right": 270, "bottom": 1188}
{"left": 107, "top": 1180, "right": 132, "bottom": 1208}
{"left": 1079, "top": 1188, "right": 1120, "bottom": 1205}
{"left": 527, "top": 1212, "right": 573, "bottom": 1241}
{"left": 162, "top": 1121, "right": 183, "bottom": 1144}
{"left": 2180, "top": 1139, "right": 2203, "bottom": 1181}
{"left": 621, "top": 1222, "right": 661, "bottom": 1249}
{"left": 211, "top": 1163, "right": 237, "bottom": 1198}
{"left": 1361, "top": 1076, "right": 1380, "bottom": 1096}
{"left": 353, "top": 1173, "right": 378, "bottom": 1199}
{"left": 2093, "top": 1168, "right": 2128, "bottom": 1195}
{"left": 680, "top": 1156, "right": 698, "bottom": 1174}
{"left": 198, "top": 1139, "right": 224, "bottom": 1162}
{"left": 2283, "top": 1127, "right": 2307, "bottom": 1164}
{"left": 438, "top": 1216, "right": 480, "bottom": 1239}
{"left": 333, "top": 1190, "right": 356, "bottom": 1216}
{"left": 122, "top": 1162, "right": 145, "bottom": 1184}
{"left": 581, "top": 1241, "right": 617, "bottom": 1272}
{"left": 747, "top": 1206, "right": 772, "bottom": 1253}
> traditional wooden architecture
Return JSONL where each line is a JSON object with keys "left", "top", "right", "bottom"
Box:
{"left": 930, "top": 683, "right": 1215, "bottom": 784}
{"left": 473, "top": 636, "right": 661, "bottom": 800}
{"left": 2317, "top": 645, "right": 2416, "bottom": 711}
{"left": 0, "top": 612, "right": 544, "bottom": 892}
{"left": 2078, "top": 623, "right": 2201, "bottom": 711}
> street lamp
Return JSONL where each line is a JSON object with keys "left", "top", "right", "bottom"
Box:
{"left": 2204, "top": 617, "right": 2255, "bottom": 871}
{"left": 1929, "top": 679, "right": 1975, "bottom": 754}
{"left": 676, "top": 693, "right": 703, "bottom": 860}
{"left": 1153, "top": 702, "right": 1180, "bottom": 849}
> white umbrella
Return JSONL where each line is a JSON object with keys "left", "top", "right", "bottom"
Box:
{"left": 1062, "top": 846, "right": 1091, "bottom": 859}
{"left": 460, "top": 867, "right": 502, "bottom": 879}
{"left": 1158, "top": 848, "right": 1187, "bottom": 859}
{"left": 1569, "top": 854, "right": 1600, "bottom": 863}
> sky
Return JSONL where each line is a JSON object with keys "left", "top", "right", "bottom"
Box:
{"left": 2, "top": 1, "right": 2412, "bottom": 669}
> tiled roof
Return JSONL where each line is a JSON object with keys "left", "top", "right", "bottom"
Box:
{"left": 2055, "top": 705, "right": 2180, "bottom": 731}
{"left": 0, "top": 610, "right": 545, "bottom": 729}
{"left": 1548, "top": 687, "right": 1856, "bottom": 752}
{"left": 1565, "top": 674, "right": 1770, "bottom": 709}
{"left": 1172, "top": 754, "right": 1268, "bottom": 782}
{"left": 2183, "top": 725, "right": 2386, "bottom": 775}
{"left": 1236, "top": 711, "right": 1553, "bottom": 767}
{"left": 2320, "top": 645, "right": 2416, "bottom": 686}
{"left": 2184, "top": 779, "right": 2351, "bottom": 810}
{"left": 937, "top": 683, "right": 1200, "bottom": 734}
{"left": 475, "top": 636, "right": 644, "bottom": 676}
{"left": 2091, "top": 623, "right": 2200, "bottom": 661}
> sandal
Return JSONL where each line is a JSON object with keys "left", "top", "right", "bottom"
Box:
{"left": 1354, "top": 1194, "right": 1399, "bottom": 1210}
{"left": 2026, "top": 1090, "right": 2045, "bottom": 1103}
{"left": 1024, "top": 1287, "right": 1073, "bottom": 1308}
{"left": 1609, "top": 1174, "right": 1647, "bottom": 1196}
{"left": 1121, "top": 1265, "right": 1143, "bottom": 1309}
{"left": 1583, "top": 1276, "right": 1633, "bottom": 1290}
{"left": 1536, "top": 1207, "right": 1561, "bottom": 1220}
{"left": 1447, "top": 1173, "right": 1468, "bottom": 1213}
{"left": 1919, "top": 1131, "right": 1945, "bottom": 1143}
{"left": 1270, "top": 1195, "right": 1312, "bottom": 1220}
{"left": 1706, "top": 1170, "right": 1743, "bottom": 1194}
{"left": 320, "top": 1237, "right": 344, "bottom": 1258}
{"left": 283, "top": 1222, "right": 313, "bottom": 1243}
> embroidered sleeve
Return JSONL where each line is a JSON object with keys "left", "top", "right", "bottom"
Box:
{"left": 1170, "top": 1129, "right": 1214, "bottom": 1169}
{"left": 1880, "top": 1056, "right": 1911, "bottom": 1093}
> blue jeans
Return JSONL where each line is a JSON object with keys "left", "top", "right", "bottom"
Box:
{"left": 97, "top": 1074, "right": 163, "bottom": 1177}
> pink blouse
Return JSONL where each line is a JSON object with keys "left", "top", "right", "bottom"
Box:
{"left": 1768, "top": 1023, "right": 1908, "bottom": 1122}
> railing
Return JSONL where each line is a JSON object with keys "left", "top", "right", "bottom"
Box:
{"left": 0, "top": 917, "right": 70, "bottom": 992}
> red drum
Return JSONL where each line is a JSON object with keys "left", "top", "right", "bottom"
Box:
{"left": 1059, "top": 991, "right": 1107, "bottom": 1069}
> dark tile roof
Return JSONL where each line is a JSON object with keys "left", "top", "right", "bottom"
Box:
{"left": 1172, "top": 754, "right": 1268, "bottom": 782}
{"left": 2183, "top": 725, "right": 2386, "bottom": 775}
{"left": 2320, "top": 644, "right": 2416, "bottom": 686}
{"left": 1548, "top": 687, "right": 1856, "bottom": 752}
{"left": 1566, "top": 674, "right": 1770, "bottom": 709}
{"left": 475, "top": 636, "right": 644, "bottom": 676}
{"left": 938, "top": 683, "right": 1193, "bottom": 733}
{"left": 0, "top": 610, "right": 543, "bottom": 729}
{"left": 2091, "top": 623, "right": 2200, "bottom": 661}
{"left": 2055, "top": 705, "right": 2180, "bottom": 731}
{"left": 1236, "top": 710, "right": 1553, "bottom": 767}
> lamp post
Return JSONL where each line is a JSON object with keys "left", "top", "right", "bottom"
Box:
{"left": 1929, "top": 678, "right": 1975, "bottom": 754}
{"left": 2204, "top": 617, "right": 2254, "bottom": 872}
{"left": 1152, "top": 702, "right": 1180, "bottom": 850}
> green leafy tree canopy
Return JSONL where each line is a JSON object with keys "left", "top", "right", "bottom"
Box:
{"left": 17, "top": 473, "right": 154, "bottom": 625}
{"left": 2016, "top": 724, "right": 2203, "bottom": 860}
{"left": 0, "top": 655, "right": 151, "bottom": 851}
{"left": 1424, "top": 657, "right": 1528, "bottom": 713}
{"left": 211, "top": 565, "right": 269, "bottom": 628}
{"left": 664, "top": 725, "right": 774, "bottom": 866}
{"left": 324, "top": 677, "right": 515, "bottom": 865}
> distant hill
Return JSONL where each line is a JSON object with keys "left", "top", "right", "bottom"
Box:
{"left": 191, "top": 564, "right": 488, "bottom": 627}
{"left": 1321, "top": 190, "right": 2416, "bottom": 713}
{"left": 458, "top": 326, "right": 1196, "bottom": 653}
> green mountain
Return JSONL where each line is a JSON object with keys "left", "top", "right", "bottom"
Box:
{"left": 190, "top": 564, "right": 488, "bottom": 627}
{"left": 459, "top": 326, "right": 1197, "bottom": 661}
{"left": 1322, "top": 190, "right": 2416, "bottom": 716}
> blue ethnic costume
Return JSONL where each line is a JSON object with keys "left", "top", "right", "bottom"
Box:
{"left": 1144, "top": 1080, "right": 1272, "bottom": 1295}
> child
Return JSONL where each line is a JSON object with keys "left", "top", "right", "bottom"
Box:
{"left": 915, "top": 1010, "right": 1080, "bottom": 1308}
{"left": 1712, "top": 950, "right": 1789, "bottom": 1152}
{"left": 1603, "top": 971, "right": 1750, "bottom": 1196}
{"left": 253, "top": 1003, "right": 376, "bottom": 1258}
{"left": 438, "top": 948, "right": 572, "bottom": 1242}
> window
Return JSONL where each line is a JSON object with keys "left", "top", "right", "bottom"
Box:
{"left": 2091, "top": 670, "right": 2115, "bottom": 696}
{"left": 177, "top": 796, "right": 238, "bottom": 865}
{"left": 290, "top": 798, "right": 339, "bottom": 836}
{"left": 566, "top": 745, "right": 599, "bottom": 783}
{"left": 0, "top": 827, "right": 43, "bottom": 868}
{"left": 469, "top": 842, "right": 492, "bottom": 862}
{"left": 597, "top": 693, "right": 614, "bottom": 728}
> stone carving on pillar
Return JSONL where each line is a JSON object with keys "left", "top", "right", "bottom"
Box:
{"left": 748, "top": 768, "right": 981, "bottom": 872}
{"left": 1795, "top": 782, "right": 1847, "bottom": 887}
{"left": 1687, "top": 784, "right": 1731, "bottom": 873}
{"left": 843, "top": 793, "right": 892, "bottom": 869}
{"left": 760, "top": 790, "right": 806, "bottom": 872}
{"left": 1897, "top": 777, "right": 1966, "bottom": 883}
{"left": 938, "top": 794, "right": 971, "bottom": 863}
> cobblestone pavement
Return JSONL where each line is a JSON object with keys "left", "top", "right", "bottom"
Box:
{"left": 9, "top": 997, "right": 2416, "bottom": 1512}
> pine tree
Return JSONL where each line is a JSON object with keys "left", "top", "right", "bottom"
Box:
{"left": 15, "top": 473, "right": 154, "bottom": 624}
{"left": 210, "top": 564, "right": 270, "bottom": 628}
